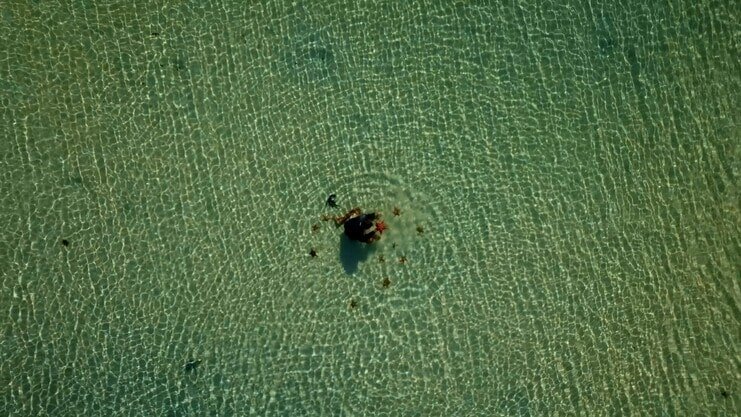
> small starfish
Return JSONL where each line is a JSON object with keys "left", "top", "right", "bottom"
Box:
{"left": 392, "top": 207, "right": 401, "bottom": 216}
{"left": 398, "top": 256, "right": 407, "bottom": 264}
{"left": 309, "top": 248, "right": 317, "bottom": 257}
{"left": 382, "top": 277, "right": 391, "bottom": 288}
{"left": 375, "top": 220, "right": 388, "bottom": 234}
{"left": 311, "top": 223, "right": 320, "bottom": 233}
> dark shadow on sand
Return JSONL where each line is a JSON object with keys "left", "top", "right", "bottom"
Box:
{"left": 339, "top": 234, "right": 375, "bottom": 274}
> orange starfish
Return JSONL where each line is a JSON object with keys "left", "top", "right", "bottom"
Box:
{"left": 375, "top": 220, "right": 388, "bottom": 234}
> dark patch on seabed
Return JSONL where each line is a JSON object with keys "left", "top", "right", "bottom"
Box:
{"left": 596, "top": 29, "right": 616, "bottom": 57}
{"left": 624, "top": 45, "right": 644, "bottom": 97}
{"left": 623, "top": 43, "right": 654, "bottom": 127}
{"left": 280, "top": 28, "right": 342, "bottom": 85}
{"left": 497, "top": 387, "right": 531, "bottom": 417}
{"left": 592, "top": 10, "right": 617, "bottom": 58}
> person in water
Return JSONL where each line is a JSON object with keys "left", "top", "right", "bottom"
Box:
{"left": 335, "top": 207, "right": 384, "bottom": 244}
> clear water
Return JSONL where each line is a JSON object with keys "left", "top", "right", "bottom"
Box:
{"left": 1, "top": 1, "right": 738, "bottom": 416}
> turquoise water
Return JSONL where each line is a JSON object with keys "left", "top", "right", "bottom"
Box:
{"left": 1, "top": 1, "right": 738, "bottom": 415}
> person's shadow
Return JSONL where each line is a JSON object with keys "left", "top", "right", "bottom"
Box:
{"left": 339, "top": 234, "right": 376, "bottom": 274}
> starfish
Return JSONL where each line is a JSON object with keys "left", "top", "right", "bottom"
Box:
{"left": 375, "top": 220, "right": 388, "bottom": 234}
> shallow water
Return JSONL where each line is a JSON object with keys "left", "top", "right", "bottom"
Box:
{"left": 1, "top": 1, "right": 738, "bottom": 415}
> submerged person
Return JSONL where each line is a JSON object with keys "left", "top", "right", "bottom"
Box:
{"left": 334, "top": 207, "right": 385, "bottom": 244}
